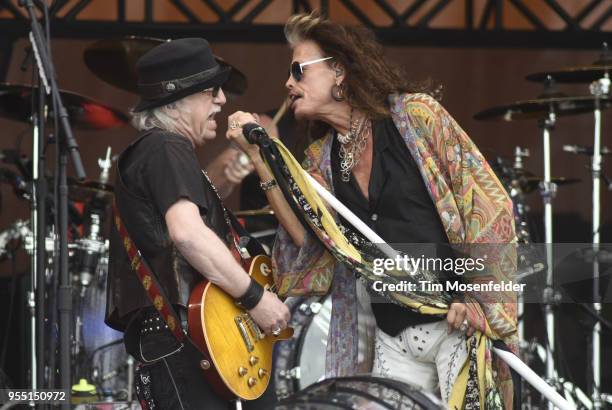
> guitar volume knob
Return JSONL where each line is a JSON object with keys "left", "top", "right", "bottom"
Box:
{"left": 238, "top": 367, "right": 248, "bottom": 377}
{"left": 249, "top": 356, "right": 259, "bottom": 366}
{"left": 258, "top": 368, "right": 268, "bottom": 378}
{"left": 248, "top": 377, "right": 257, "bottom": 387}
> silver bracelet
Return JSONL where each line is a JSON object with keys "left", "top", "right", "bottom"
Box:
{"left": 259, "top": 179, "right": 278, "bottom": 192}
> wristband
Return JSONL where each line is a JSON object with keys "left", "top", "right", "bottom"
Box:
{"left": 236, "top": 278, "right": 264, "bottom": 310}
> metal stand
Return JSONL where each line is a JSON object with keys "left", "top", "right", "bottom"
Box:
{"left": 538, "top": 109, "right": 558, "bottom": 410}
{"left": 513, "top": 146, "right": 530, "bottom": 346}
{"left": 588, "top": 73, "right": 609, "bottom": 410}
{"left": 19, "top": 2, "right": 86, "bottom": 408}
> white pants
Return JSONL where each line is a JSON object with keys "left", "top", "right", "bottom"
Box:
{"left": 371, "top": 320, "right": 468, "bottom": 404}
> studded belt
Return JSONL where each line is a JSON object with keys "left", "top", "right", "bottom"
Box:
{"left": 140, "top": 315, "right": 170, "bottom": 335}
{"left": 139, "top": 307, "right": 188, "bottom": 336}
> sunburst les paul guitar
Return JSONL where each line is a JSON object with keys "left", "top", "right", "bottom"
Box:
{"left": 187, "top": 255, "right": 294, "bottom": 401}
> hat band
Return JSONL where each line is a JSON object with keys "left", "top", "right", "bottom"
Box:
{"left": 138, "top": 65, "right": 221, "bottom": 101}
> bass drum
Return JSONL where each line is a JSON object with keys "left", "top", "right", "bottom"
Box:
{"left": 274, "top": 376, "right": 442, "bottom": 410}
{"left": 274, "top": 296, "right": 331, "bottom": 399}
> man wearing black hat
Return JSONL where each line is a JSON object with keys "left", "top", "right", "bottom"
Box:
{"left": 106, "top": 38, "right": 289, "bottom": 409}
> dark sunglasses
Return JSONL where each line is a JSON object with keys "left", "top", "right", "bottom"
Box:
{"left": 202, "top": 86, "right": 221, "bottom": 97}
{"left": 289, "top": 56, "right": 334, "bottom": 81}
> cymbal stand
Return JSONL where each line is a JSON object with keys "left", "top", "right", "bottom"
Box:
{"left": 588, "top": 71, "right": 609, "bottom": 410}
{"left": 513, "top": 146, "right": 530, "bottom": 345}
{"left": 538, "top": 108, "right": 559, "bottom": 410}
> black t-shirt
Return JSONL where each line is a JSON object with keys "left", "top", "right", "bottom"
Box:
{"left": 120, "top": 130, "right": 209, "bottom": 218}
{"left": 331, "top": 117, "right": 456, "bottom": 336}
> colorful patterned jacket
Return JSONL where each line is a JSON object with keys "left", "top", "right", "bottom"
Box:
{"left": 272, "top": 93, "right": 518, "bottom": 408}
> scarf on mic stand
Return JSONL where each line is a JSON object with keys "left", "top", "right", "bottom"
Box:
{"left": 259, "top": 93, "right": 518, "bottom": 409}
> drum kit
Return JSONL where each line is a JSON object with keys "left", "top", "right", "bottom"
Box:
{"left": 472, "top": 44, "right": 612, "bottom": 409}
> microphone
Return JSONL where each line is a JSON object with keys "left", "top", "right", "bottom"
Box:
{"left": 242, "top": 123, "right": 269, "bottom": 146}
{"left": 563, "top": 144, "right": 611, "bottom": 156}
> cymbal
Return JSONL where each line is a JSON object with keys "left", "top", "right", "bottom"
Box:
{"left": 234, "top": 208, "right": 275, "bottom": 217}
{"left": 526, "top": 65, "right": 612, "bottom": 84}
{"left": 68, "top": 179, "right": 114, "bottom": 202}
{"left": 474, "top": 94, "right": 611, "bottom": 121}
{"left": 511, "top": 167, "right": 580, "bottom": 192}
{"left": 0, "top": 83, "right": 128, "bottom": 130}
{"left": 84, "top": 36, "right": 248, "bottom": 96}
{"left": 517, "top": 175, "right": 581, "bottom": 194}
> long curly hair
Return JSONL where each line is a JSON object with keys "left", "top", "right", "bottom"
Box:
{"left": 284, "top": 11, "right": 437, "bottom": 121}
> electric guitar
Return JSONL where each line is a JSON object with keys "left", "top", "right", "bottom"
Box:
{"left": 187, "top": 254, "right": 293, "bottom": 400}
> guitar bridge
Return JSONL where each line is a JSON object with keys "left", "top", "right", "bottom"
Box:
{"left": 235, "top": 316, "right": 254, "bottom": 352}
{"left": 243, "top": 313, "right": 264, "bottom": 341}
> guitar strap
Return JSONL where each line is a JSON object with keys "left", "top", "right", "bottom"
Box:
{"left": 112, "top": 196, "right": 266, "bottom": 352}
{"left": 112, "top": 200, "right": 204, "bottom": 351}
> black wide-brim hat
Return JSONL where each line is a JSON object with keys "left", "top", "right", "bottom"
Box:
{"left": 133, "top": 37, "right": 230, "bottom": 112}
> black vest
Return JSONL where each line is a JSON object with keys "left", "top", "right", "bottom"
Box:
{"left": 105, "top": 130, "right": 231, "bottom": 331}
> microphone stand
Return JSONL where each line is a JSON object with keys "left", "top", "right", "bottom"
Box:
{"left": 34, "top": 74, "right": 47, "bottom": 399}
{"left": 19, "top": 2, "right": 87, "bottom": 408}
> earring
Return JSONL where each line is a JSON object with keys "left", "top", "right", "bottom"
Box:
{"left": 331, "top": 83, "right": 345, "bottom": 102}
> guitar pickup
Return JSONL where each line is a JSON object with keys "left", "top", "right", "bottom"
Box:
{"left": 235, "top": 316, "right": 254, "bottom": 352}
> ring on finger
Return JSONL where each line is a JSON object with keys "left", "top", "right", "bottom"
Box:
{"left": 272, "top": 326, "right": 281, "bottom": 337}
{"left": 238, "top": 153, "right": 250, "bottom": 167}
{"left": 459, "top": 319, "right": 469, "bottom": 333}
{"left": 229, "top": 120, "right": 241, "bottom": 130}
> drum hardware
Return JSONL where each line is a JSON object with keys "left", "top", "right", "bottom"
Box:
{"left": 586, "top": 56, "right": 608, "bottom": 410}
{"left": 277, "top": 301, "right": 324, "bottom": 382}
{"left": 473, "top": 93, "right": 612, "bottom": 121}
{"left": 563, "top": 144, "right": 611, "bottom": 156}
{"left": 0, "top": 220, "right": 30, "bottom": 260}
{"left": 514, "top": 146, "right": 529, "bottom": 171}
{"left": 474, "top": 77, "right": 612, "bottom": 409}
{"left": 97, "top": 147, "right": 113, "bottom": 185}
{"left": 75, "top": 213, "right": 108, "bottom": 295}
{"left": 67, "top": 147, "right": 127, "bottom": 401}
{"left": 83, "top": 37, "right": 248, "bottom": 96}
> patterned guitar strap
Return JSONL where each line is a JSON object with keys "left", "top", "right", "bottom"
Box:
{"left": 112, "top": 200, "right": 211, "bottom": 364}
{"left": 112, "top": 172, "right": 265, "bottom": 358}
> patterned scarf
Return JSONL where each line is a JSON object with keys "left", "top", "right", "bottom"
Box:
{"left": 271, "top": 93, "right": 518, "bottom": 409}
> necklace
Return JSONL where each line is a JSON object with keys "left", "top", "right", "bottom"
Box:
{"left": 338, "top": 117, "right": 370, "bottom": 182}
{"left": 336, "top": 108, "right": 362, "bottom": 145}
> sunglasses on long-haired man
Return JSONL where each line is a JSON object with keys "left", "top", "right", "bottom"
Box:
{"left": 289, "top": 56, "right": 334, "bottom": 82}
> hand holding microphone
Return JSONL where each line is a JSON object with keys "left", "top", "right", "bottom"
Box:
{"left": 226, "top": 111, "right": 264, "bottom": 160}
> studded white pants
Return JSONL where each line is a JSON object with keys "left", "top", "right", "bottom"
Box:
{"left": 371, "top": 320, "right": 468, "bottom": 404}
